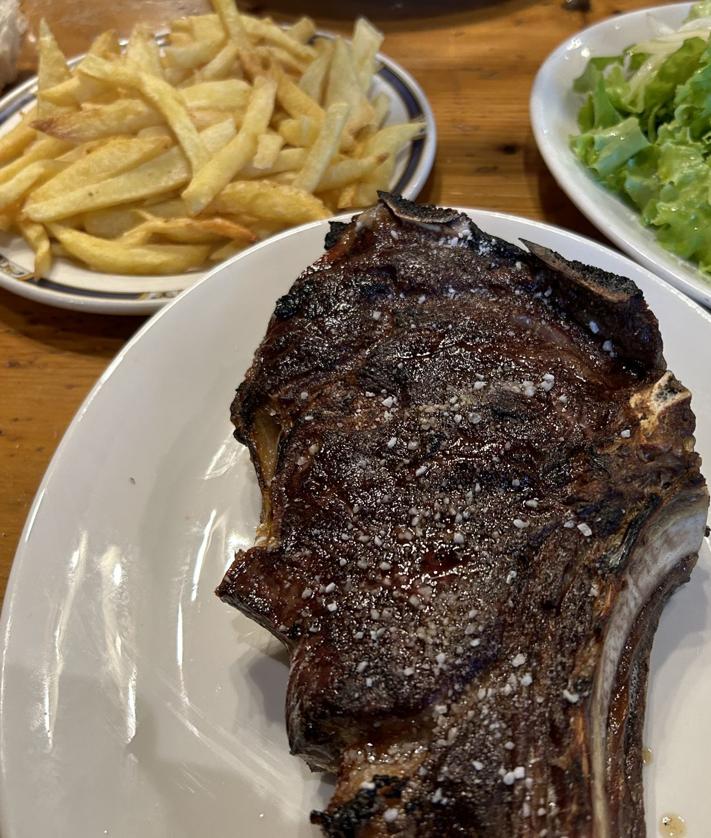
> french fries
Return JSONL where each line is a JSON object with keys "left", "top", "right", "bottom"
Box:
{"left": 0, "top": 1, "right": 425, "bottom": 277}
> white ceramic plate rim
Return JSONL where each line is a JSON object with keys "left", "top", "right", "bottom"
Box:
{"left": 531, "top": 2, "right": 711, "bottom": 310}
{"left": 2, "top": 208, "right": 710, "bottom": 837}
{"left": 0, "top": 41, "right": 436, "bottom": 316}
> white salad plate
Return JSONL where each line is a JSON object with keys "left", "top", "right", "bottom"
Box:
{"left": 531, "top": 2, "right": 711, "bottom": 310}
{"left": 0, "top": 43, "right": 435, "bottom": 316}
{"left": 0, "top": 210, "right": 709, "bottom": 837}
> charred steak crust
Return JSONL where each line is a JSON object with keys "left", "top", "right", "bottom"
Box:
{"left": 217, "top": 195, "right": 709, "bottom": 837}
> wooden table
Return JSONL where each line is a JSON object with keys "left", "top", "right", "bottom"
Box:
{"left": 0, "top": 0, "right": 654, "bottom": 604}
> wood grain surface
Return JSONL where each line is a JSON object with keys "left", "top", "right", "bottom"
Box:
{"left": 0, "top": 0, "right": 656, "bottom": 604}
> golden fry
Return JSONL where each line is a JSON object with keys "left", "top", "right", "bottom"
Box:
{"left": 126, "top": 24, "right": 164, "bottom": 77}
{"left": 49, "top": 224, "right": 211, "bottom": 274}
{"left": 31, "top": 135, "right": 171, "bottom": 202}
{"left": 79, "top": 55, "right": 210, "bottom": 172}
{"left": 181, "top": 79, "right": 250, "bottom": 110}
{"left": 326, "top": 39, "right": 374, "bottom": 134}
{"left": 163, "top": 37, "right": 224, "bottom": 70}
{"left": 182, "top": 76, "right": 276, "bottom": 214}
{"left": 277, "top": 73, "right": 324, "bottom": 123}
{"left": 0, "top": 111, "right": 38, "bottom": 165}
{"left": 298, "top": 40, "right": 333, "bottom": 103}
{"left": 195, "top": 41, "right": 241, "bottom": 81}
{"left": 18, "top": 218, "right": 52, "bottom": 277}
{"left": 34, "top": 99, "right": 162, "bottom": 142}
{"left": 292, "top": 102, "right": 349, "bottom": 193}
{"left": 253, "top": 132, "right": 284, "bottom": 170}
{"left": 351, "top": 18, "right": 383, "bottom": 92}
{"left": 287, "top": 17, "right": 316, "bottom": 45}
{"left": 0, "top": 160, "right": 60, "bottom": 210}
{"left": 26, "top": 121, "right": 235, "bottom": 222}
{"left": 210, "top": 179, "right": 329, "bottom": 223}
{"left": 0, "top": 137, "right": 69, "bottom": 186}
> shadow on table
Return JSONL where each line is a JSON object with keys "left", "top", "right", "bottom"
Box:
{"left": 243, "top": 0, "right": 537, "bottom": 28}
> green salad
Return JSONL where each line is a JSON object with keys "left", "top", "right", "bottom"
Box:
{"left": 571, "top": 0, "right": 711, "bottom": 276}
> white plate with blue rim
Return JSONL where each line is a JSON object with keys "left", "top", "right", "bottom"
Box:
{"left": 0, "top": 208, "right": 709, "bottom": 837}
{"left": 0, "top": 38, "right": 435, "bottom": 316}
{"left": 531, "top": 2, "right": 711, "bottom": 310}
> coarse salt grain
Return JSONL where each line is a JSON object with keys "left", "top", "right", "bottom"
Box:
{"left": 513, "top": 518, "right": 528, "bottom": 529}
{"left": 383, "top": 808, "right": 398, "bottom": 823}
{"left": 577, "top": 523, "right": 592, "bottom": 537}
{"left": 563, "top": 688, "right": 579, "bottom": 704}
{"left": 327, "top": 602, "right": 338, "bottom": 612}
{"left": 512, "top": 653, "right": 526, "bottom": 668}
{"left": 620, "top": 429, "right": 631, "bottom": 438}
{"left": 521, "top": 673, "right": 533, "bottom": 686}
{"left": 387, "top": 436, "right": 397, "bottom": 449}
{"left": 453, "top": 532, "right": 465, "bottom": 545}
{"left": 356, "top": 661, "right": 368, "bottom": 673}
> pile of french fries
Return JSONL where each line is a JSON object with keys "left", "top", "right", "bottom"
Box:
{"left": 0, "top": 0, "right": 424, "bottom": 276}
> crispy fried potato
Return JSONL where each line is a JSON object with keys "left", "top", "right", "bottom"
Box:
{"left": 0, "top": 160, "right": 61, "bottom": 210}
{"left": 242, "top": 17, "right": 316, "bottom": 62}
{"left": 83, "top": 206, "right": 142, "bottom": 238}
{"left": 182, "top": 76, "right": 276, "bottom": 214}
{"left": 298, "top": 40, "right": 333, "bottom": 103}
{"left": 17, "top": 218, "right": 52, "bottom": 276}
{"left": 181, "top": 79, "right": 250, "bottom": 110}
{"left": 316, "top": 154, "right": 383, "bottom": 191}
{"left": 326, "top": 39, "right": 374, "bottom": 134}
{"left": 210, "top": 179, "right": 329, "bottom": 223}
{"left": 292, "top": 102, "right": 349, "bottom": 193}
{"left": 277, "top": 73, "right": 324, "bottom": 123}
{"left": 195, "top": 41, "right": 241, "bottom": 81}
{"left": 352, "top": 18, "right": 383, "bottom": 92}
{"left": 277, "top": 115, "right": 318, "bottom": 148}
{"left": 361, "top": 120, "right": 425, "bottom": 157}
{"left": 0, "top": 112, "right": 38, "bottom": 165}
{"left": 252, "top": 132, "right": 284, "bottom": 170}
{"left": 79, "top": 55, "right": 210, "bottom": 172}
{"left": 49, "top": 224, "right": 211, "bottom": 274}
{"left": 34, "top": 99, "right": 162, "bottom": 142}
{"left": 163, "top": 37, "right": 224, "bottom": 70}
{"left": 126, "top": 24, "right": 165, "bottom": 77}
{"left": 287, "top": 17, "right": 316, "bottom": 45}
{"left": 37, "top": 20, "right": 72, "bottom": 118}
{"left": 0, "top": 137, "right": 70, "bottom": 186}
{"left": 241, "top": 146, "right": 306, "bottom": 178}
{"left": 26, "top": 121, "right": 235, "bottom": 222}
{"left": 122, "top": 212, "right": 257, "bottom": 245}
{"left": 31, "top": 136, "right": 172, "bottom": 202}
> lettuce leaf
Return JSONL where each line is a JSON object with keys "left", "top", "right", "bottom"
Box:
{"left": 569, "top": 2, "right": 711, "bottom": 277}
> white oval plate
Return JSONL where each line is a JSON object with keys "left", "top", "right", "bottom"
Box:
{"left": 0, "top": 210, "right": 709, "bottom": 838}
{"left": 531, "top": 2, "right": 711, "bottom": 310}
{"left": 0, "top": 43, "right": 435, "bottom": 316}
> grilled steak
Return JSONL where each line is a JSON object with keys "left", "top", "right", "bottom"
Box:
{"left": 217, "top": 194, "right": 709, "bottom": 837}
